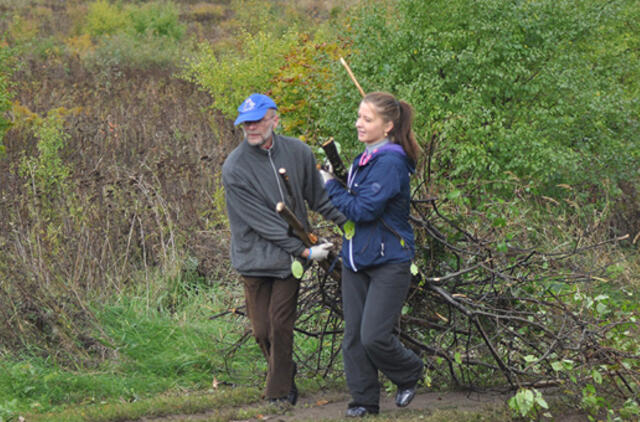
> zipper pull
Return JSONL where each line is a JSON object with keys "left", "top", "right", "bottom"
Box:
{"left": 381, "top": 242, "right": 385, "bottom": 256}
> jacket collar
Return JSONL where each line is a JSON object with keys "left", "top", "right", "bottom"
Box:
{"left": 357, "top": 142, "right": 406, "bottom": 166}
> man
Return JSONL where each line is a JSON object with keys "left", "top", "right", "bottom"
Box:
{"left": 222, "top": 93, "right": 345, "bottom": 405}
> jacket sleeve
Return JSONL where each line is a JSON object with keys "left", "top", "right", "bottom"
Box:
{"left": 325, "top": 156, "right": 403, "bottom": 223}
{"left": 223, "top": 169, "right": 306, "bottom": 257}
{"left": 303, "top": 148, "right": 347, "bottom": 227}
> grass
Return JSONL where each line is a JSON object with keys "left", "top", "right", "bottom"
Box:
{"left": 24, "top": 387, "right": 266, "bottom": 422}
{"left": 0, "top": 275, "right": 266, "bottom": 419}
{"left": 0, "top": 269, "right": 349, "bottom": 421}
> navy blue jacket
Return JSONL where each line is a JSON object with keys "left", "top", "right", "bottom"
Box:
{"left": 325, "top": 143, "right": 415, "bottom": 271}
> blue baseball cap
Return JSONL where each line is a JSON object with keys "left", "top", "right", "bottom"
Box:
{"left": 234, "top": 93, "right": 278, "bottom": 126}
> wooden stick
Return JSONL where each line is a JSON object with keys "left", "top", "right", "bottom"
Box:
{"left": 340, "top": 57, "right": 365, "bottom": 97}
{"left": 278, "top": 168, "right": 297, "bottom": 213}
{"left": 276, "top": 202, "right": 342, "bottom": 282}
{"left": 276, "top": 202, "right": 317, "bottom": 246}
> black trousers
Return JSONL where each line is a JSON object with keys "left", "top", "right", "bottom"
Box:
{"left": 341, "top": 262, "right": 423, "bottom": 409}
{"left": 242, "top": 275, "right": 299, "bottom": 399}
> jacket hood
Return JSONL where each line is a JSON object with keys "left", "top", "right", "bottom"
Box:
{"left": 362, "top": 143, "right": 415, "bottom": 174}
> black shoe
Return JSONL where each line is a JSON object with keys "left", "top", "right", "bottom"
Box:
{"left": 345, "top": 406, "right": 372, "bottom": 417}
{"left": 288, "top": 362, "right": 298, "bottom": 405}
{"left": 287, "top": 380, "right": 298, "bottom": 405}
{"left": 395, "top": 385, "right": 417, "bottom": 407}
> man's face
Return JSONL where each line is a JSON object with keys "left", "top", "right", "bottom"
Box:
{"left": 242, "top": 110, "right": 278, "bottom": 147}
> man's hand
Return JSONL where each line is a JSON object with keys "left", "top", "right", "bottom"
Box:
{"left": 307, "top": 242, "right": 334, "bottom": 261}
{"left": 319, "top": 169, "right": 334, "bottom": 185}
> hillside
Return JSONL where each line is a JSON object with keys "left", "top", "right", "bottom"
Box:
{"left": 0, "top": 0, "right": 638, "bottom": 421}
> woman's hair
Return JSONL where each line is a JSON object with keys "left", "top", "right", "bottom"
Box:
{"left": 362, "top": 91, "right": 420, "bottom": 164}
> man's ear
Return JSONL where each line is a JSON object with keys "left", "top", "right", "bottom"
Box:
{"left": 272, "top": 113, "right": 280, "bottom": 131}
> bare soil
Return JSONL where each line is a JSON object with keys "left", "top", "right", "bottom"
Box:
{"left": 135, "top": 388, "right": 590, "bottom": 421}
{"left": 259, "top": 389, "right": 509, "bottom": 421}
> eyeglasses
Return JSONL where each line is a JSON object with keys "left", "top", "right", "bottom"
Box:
{"left": 242, "top": 114, "right": 275, "bottom": 127}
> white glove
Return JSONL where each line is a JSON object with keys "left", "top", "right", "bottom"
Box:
{"left": 307, "top": 242, "right": 333, "bottom": 261}
{"left": 322, "top": 159, "right": 334, "bottom": 174}
{"left": 319, "top": 169, "right": 334, "bottom": 185}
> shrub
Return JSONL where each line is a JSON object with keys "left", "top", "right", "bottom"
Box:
{"left": 19, "top": 110, "right": 71, "bottom": 198}
{"left": 0, "top": 47, "right": 13, "bottom": 155}
{"left": 313, "top": 0, "right": 640, "bottom": 200}
{"left": 182, "top": 2, "right": 348, "bottom": 139}
{"left": 182, "top": 29, "right": 299, "bottom": 127}
{"left": 84, "top": 0, "right": 129, "bottom": 37}
{"left": 85, "top": 0, "right": 184, "bottom": 40}
{"left": 81, "top": 0, "right": 188, "bottom": 71}
{"left": 127, "top": 1, "right": 185, "bottom": 41}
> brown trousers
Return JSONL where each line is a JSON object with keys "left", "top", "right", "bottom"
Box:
{"left": 242, "top": 275, "right": 299, "bottom": 399}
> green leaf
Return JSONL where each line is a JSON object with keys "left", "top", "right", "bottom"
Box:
{"left": 515, "top": 389, "right": 535, "bottom": 417}
{"left": 592, "top": 369, "right": 603, "bottom": 384}
{"left": 343, "top": 220, "right": 355, "bottom": 240}
{"left": 410, "top": 263, "right": 419, "bottom": 276}
{"left": 291, "top": 260, "right": 304, "bottom": 279}
{"left": 492, "top": 216, "right": 507, "bottom": 228}
{"left": 534, "top": 389, "right": 549, "bottom": 410}
{"left": 446, "top": 189, "right": 462, "bottom": 200}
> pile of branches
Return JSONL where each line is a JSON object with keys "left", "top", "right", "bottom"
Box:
{"left": 215, "top": 149, "right": 638, "bottom": 411}
{"left": 292, "top": 196, "right": 639, "bottom": 406}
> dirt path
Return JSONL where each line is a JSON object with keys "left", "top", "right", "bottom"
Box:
{"left": 254, "top": 389, "right": 510, "bottom": 421}
{"left": 134, "top": 388, "right": 589, "bottom": 421}
{"left": 240, "top": 389, "right": 588, "bottom": 421}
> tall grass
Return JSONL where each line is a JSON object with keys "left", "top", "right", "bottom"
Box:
{"left": 0, "top": 271, "right": 266, "bottom": 416}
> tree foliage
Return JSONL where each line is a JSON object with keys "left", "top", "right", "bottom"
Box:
{"left": 181, "top": 1, "right": 347, "bottom": 138}
{"left": 314, "top": 0, "right": 640, "bottom": 199}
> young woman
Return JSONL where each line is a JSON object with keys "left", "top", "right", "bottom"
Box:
{"left": 321, "top": 92, "right": 424, "bottom": 417}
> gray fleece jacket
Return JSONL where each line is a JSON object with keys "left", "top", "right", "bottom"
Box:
{"left": 222, "top": 133, "right": 346, "bottom": 278}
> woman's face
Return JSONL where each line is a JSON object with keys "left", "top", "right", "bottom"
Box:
{"left": 355, "top": 101, "right": 393, "bottom": 145}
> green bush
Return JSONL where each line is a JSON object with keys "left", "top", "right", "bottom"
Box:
{"left": 313, "top": 0, "right": 640, "bottom": 199}
{"left": 182, "top": 29, "right": 299, "bottom": 123}
{"left": 19, "top": 111, "right": 70, "bottom": 195}
{"left": 183, "top": 25, "right": 345, "bottom": 138}
{"left": 181, "top": 0, "right": 347, "bottom": 137}
{"left": 128, "top": 1, "right": 185, "bottom": 40}
{"left": 0, "top": 47, "right": 13, "bottom": 156}
{"left": 82, "top": 0, "right": 187, "bottom": 71}
{"left": 85, "top": 0, "right": 184, "bottom": 40}
{"left": 85, "top": 0, "right": 129, "bottom": 37}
